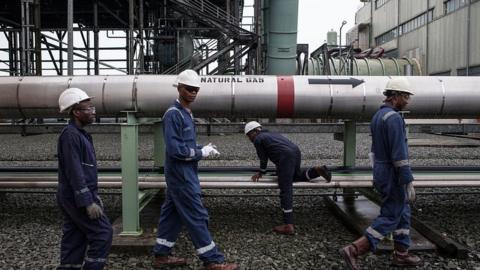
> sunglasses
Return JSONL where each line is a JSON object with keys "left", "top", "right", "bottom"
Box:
{"left": 77, "top": 106, "right": 96, "bottom": 113}
{"left": 183, "top": 85, "right": 200, "bottom": 93}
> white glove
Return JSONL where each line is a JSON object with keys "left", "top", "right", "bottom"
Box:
{"left": 86, "top": 202, "right": 103, "bottom": 219}
{"left": 201, "top": 143, "right": 220, "bottom": 158}
{"left": 368, "top": 152, "right": 375, "bottom": 168}
{"left": 406, "top": 182, "right": 415, "bottom": 204}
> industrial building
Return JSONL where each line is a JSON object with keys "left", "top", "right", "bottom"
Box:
{"left": 347, "top": 0, "right": 480, "bottom": 76}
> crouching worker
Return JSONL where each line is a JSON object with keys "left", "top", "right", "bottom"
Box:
{"left": 57, "top": 88, "right": 113, "bottom": 270}
{"left": 244, "top": 121, "right": 332, "bottom": 235}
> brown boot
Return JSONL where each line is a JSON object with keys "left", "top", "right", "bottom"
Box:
{"left": 339, "top": 236, "right": 370, "bottom": 270}
{"left": 152, "top": 255, "right": 187, "bottom": 268}
{"left": 315, "top": 165, "right": 332, "bottom": 183}
{"left": 204, "top": 262, "right": 239, "bottom": 270}
{"left": 392, "top": 249, "right": 421, "bottom": 267}
{"left": 273, "top": 224, "right": 295, "bottom": 235}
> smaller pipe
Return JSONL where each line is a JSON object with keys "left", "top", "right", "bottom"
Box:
{"left": 67, "top": 0, "right": 73, "bottom": 75}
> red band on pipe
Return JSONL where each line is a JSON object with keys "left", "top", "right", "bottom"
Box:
{"left": 277, "top": 76, "right": 295, "bottom": 118}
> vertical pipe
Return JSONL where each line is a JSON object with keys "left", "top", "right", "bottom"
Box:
{"left": 120, "top": 112, "right": 141, "bottom": 236}
{"left": 139, "top": 0, "right": 144, "bottom": 74}
{"left": 343, "top": 120, "right": 356, "bottom": 168}
{"left": 34, "top": 0, "right": 42, "bottom": 75}
{"left": 261, "top": 0, "right": 269, "bottom": 73}
{"left": 128, "top": 0, "right": 134, "bottom": 74}
{"left": 404, "top": 64, "right": 413, "bottom": 76}
{"left": 396, "top": 0, "right": 400, "bottom": 53}
{"left": 255, "top": 0, "right": 261, "bottom": 73}
{"left": 26, "top": 1, "right": 31, "bottom": 74}
{"left": 86, "top": 30, "right": 90, "bottom": 75}
{"left": 369, "top": 0, "right": 373, "bottom": 48}
{"left": 266, "top": 0, "right": 298, "bottom": 75}
{"left": 466, "top": 1, "right": 471, "bottom": 76}
{"left": 425, "top": 0, "right": 429, "bottom": 75}
{"left": 67, "top": 0, "right": 73, "bottom": 75}
{"left": 93, "top": 1, "right": 99, "bottom": 75}
{"left": 20, "top": 1, "right": 26, "bottom": 75}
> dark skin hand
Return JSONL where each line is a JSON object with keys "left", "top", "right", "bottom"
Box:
{"left": 251, "top": 172, "right": 263, "bottom": 182}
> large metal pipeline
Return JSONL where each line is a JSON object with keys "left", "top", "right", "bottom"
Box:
{"left": 1, "top": 75, "right": 480, "bottom": 119}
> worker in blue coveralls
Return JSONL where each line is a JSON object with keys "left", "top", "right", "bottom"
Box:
{"left": 244, "top": 121, "right": 332, "bottom": 235}
{"left": 339, "top": 77, "right": 421, "bottom": 270}
{"left": 152, "top": 69, "right": 239, "bottom": 270}
{"left": 56, "top": 88, "right": 112, "bottom": 270}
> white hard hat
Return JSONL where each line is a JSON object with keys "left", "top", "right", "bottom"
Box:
{"left": 173, "top": 69, "right": 201, "bottom": 88}
{"left": 58, "top": 88, "right": 93, "bottom": 113}
{"left": 383, "top": 77, "right": 414, "bottom": 96}
{"left": 244, "top": 121, "right": 262, "bottom": 135}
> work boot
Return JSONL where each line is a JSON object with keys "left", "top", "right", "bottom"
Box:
{"left": 204, "top": 262, "right": 239, "bottom": 270}
{"left": 339, "top": 236, "right": 370, "bottom": 270}
{"left": 392, "top": 250, "right": 421, "bottom": 267}
{"left": 315, "top": 165, "right": 332, "bottom": 183}
{"left": 152, "top": 255, "right": 187, "bottom": 268}
{"left": 273, "top": 224, "right": 295, "bottom": 235}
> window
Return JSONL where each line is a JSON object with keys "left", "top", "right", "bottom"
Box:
{"left": 397, "top": 9, "right": 434, "bottom": 36}
{"left": 428, "top": 9, "right": 433, "bottom": 22}
{"left": 444, "top": 0, "right": 469, "bottom": 14}
{"left": 457, "top": 65, "right": 480, "bottom": 76}
{"left": 375, "top": 28, "right": 397, "bottom": 45}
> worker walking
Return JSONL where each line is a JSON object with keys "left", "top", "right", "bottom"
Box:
{"left": 339, "top": 77, "right": 421, "bottom": 269}
{"left": 244, "top": 121, "right": 332, "bottom": 235}
{"left": 56, "top": 88, "right": 113, "bottom": 270}
{"left": 152, "top": 69, "right": 238, "bottom": 270}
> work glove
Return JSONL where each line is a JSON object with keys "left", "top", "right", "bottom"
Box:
{"left": 368, "top": 152, "right": 375, "bottom": 168}
{"left": 86, "top": 202, "right": 103, "bottom": 220}
{"left": 201, "top": 143, "right": 220, "bottom": 158}
{"left": 406, "top": 182, "right": 415, "bottom": 204}
{"left": 251, "top": 172, "right": 263, "bottom": 182}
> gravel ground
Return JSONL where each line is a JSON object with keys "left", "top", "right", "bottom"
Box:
{"left": 1, "top": 132, "right": 480, "bottom": 269}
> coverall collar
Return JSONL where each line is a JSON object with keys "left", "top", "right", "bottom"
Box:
{"left": 175, "top": 99, "right": 193, "bottom": 117}
{"left": 68, "top": 120, "right": 89, "bottom": 135}
{"left": 381, "top": 103, "right": 398, "bottom": 111}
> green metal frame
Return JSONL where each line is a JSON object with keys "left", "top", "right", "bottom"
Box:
{"left": 120, "top": 112, "right": 164, "bottom": 236}
{"left": 343, "top": 120, "right": 356, "bottom": 168}
{"left": 342, "top": 120, "right": 357, "bottom": 204}
{"left": 118, "top": 116, "right": 359, "bottom": 236}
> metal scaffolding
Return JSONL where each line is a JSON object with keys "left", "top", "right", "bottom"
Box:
{"left": 0, "top": 0, "right": 259, "bottom": 76}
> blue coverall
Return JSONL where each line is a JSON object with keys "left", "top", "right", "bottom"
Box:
{"left": 57, "top": 121, "right": 112, "bottom": 270}
{"left": 253, "top": 131, "right": 322, "bottom": 224}
{"left": 365, "top": 104, "right": 414, "bottom": 251}
{"left": 153, "top": 100, "right": 224, "bottom": 264}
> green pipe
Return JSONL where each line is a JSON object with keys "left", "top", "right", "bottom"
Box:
{"left": 304, "top": 57, "right": 422, "bottom": 76}
{"left": 265, "top": 0, "right": 298, "bottom": 75}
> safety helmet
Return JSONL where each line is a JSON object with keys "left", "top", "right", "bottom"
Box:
{"left": 244, "top": 121, "right": 262, "bottom": 135}
{"left": 383, "top": 77, "right": 414, "bottom": 96}
{"left": 173, "top": 69, "right": 201, "bottom": 88}
{"left": 58, "top": 88, "right": 93, "bottom": 113}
